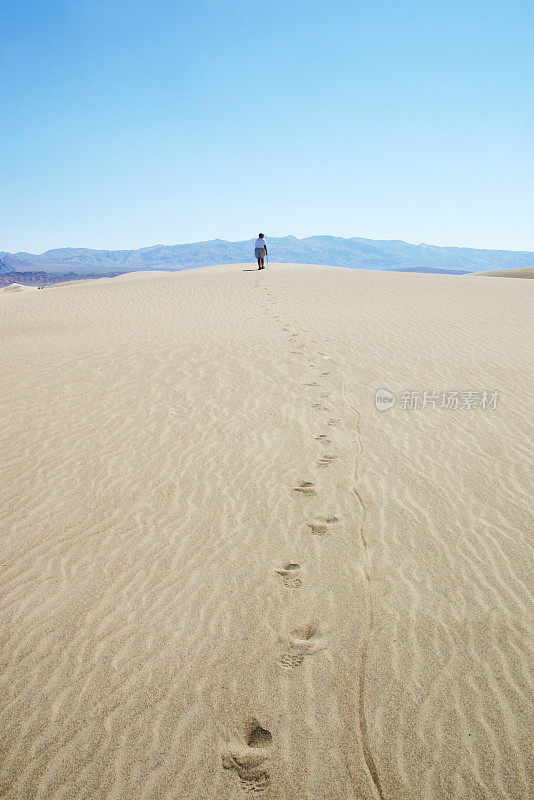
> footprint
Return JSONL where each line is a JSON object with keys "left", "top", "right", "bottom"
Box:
{"left": 314, "top": 434, "right": 332, "bottom": 445}
{"left": 289, "top": 620, "right": 327, "bottom": 655}
{"left": 327, "top": 418, "right": 340, "bottom": 426}
{"left": 320, "top": 392, "right": 330, "bottom": 399}
{"left": 292, "top": 481, "right": 316, "bottom": 496}
{"left": 279, "top": 650, "right": 305, "bottom": 670}
{"left": 239, "top": 773, "right": 271, "bottom": 793}
{"left": 307, "top": 516, "right": 340, "bottom": 535}
{"left": 276, "top": 563, "right": 302, "bottom": 589}
{"left": 312, "top": 403, "right": 329, "bottom": 412}
{"left": 305, "top": 381, "right": 319, "bottom": 387}
{"left": 279, "top": 620, "right": 328, "bottom": 669}
{"left": 222, "top": 722, "right": 273, "bottom": 793}
{"left": 321, "top": 371, "right": 330, "bottom": 377}
{"left": 316, "top": 454, "right": 339, "bottom": 468}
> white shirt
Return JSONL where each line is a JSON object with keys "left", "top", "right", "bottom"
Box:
{"left": 255, "top": 238, "right": 266, "bottom": 249}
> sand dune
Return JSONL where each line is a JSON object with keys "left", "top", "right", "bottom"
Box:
{"left": 473, "top": 267, "right": 534, "bottom": 278}
{"left": 0, "top": 283, "right": 38, "bottom": 293}
{"left": 1, "top": 263, "right": 532, "bottom": 799}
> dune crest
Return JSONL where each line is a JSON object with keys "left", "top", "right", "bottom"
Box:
{"left": 472, "top": 266, "right": 534, "bottom": 278}
{"left": 1, "top": 282, "right": 38, "bottom": 293}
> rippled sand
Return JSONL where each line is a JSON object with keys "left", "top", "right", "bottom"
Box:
{"left": 1, "top": 263, "right": 532, "bottom": 799}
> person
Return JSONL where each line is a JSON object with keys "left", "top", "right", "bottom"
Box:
{"left": 254, "top": 233, "right": 268, "bottom": 269}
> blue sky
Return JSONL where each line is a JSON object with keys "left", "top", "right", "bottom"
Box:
{"left": 1, "top": 0, "right": 533, "bottom": 253}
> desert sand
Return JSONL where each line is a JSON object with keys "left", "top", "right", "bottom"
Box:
{"left": 1, "top": 263, "right": 532, "bottom": 800}
{"left": 0, "top": 283, "right": 38, "bottom": 294}
{"left": 473, "top": 267, "right": 534, "bottom": 279}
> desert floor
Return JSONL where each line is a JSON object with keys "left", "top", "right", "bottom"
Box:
{"left": 1, "top": 263, "right": 533, "bottom": 800}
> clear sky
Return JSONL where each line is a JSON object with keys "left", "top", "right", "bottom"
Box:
{"left": 1, "top": 0, "right": 533, "bottom": 254}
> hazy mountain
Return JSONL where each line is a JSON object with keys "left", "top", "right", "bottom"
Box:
{"left": 1, "top": 235, "right": 533, "bottom": 275}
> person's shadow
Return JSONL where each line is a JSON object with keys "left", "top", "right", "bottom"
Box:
{"left": 243, "top": 268, "right": 259, "bottom": 272}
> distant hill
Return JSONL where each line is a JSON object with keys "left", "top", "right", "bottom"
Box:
{"left": 1, "top": 235, "right": 533, "bottom": 276}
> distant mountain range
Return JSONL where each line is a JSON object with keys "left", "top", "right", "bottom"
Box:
{"left": 1, "top": 235, "right": 533, "bottom": 278}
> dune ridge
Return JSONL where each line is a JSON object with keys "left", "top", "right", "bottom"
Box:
{"left": 472, "top": 267, "right": 534, "bottom": 278}
{"left": 0, "top": 282, "right": 38, "bottom": 293}
{"left": 1, "top": 263, "right": 532, "bottom": 799}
